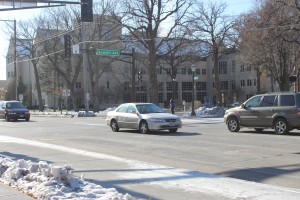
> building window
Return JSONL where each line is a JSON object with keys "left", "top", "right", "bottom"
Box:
{"left": 167, "top": 82, "right": 172, "bottom": 91}
{"left": 246, "top": 94, "right": 253, "bottom": 99}
{"left": 218, "top": 61, "right": 227, "bottom": 74}
{"left": 196, "top": 69, "right": 200, "bottom": 75}
{"left": 181, "top": 68, "right": 186, "bottom": 75}
{"left": 166, "top": 68, "right": 171, "bottom": 74}
{"left": 241, "top": 80, "right": 245, "bottom": 87}
{"left": 202, "top": 69, "right": 206, "bottom": 75}
{"left": 76, "top": 82, "right": 81, "bottom": 89}
{"left": 246, "top": 65, "right": 251, "bottom": 71}
{"left": 240, "top": 65, "right": 245, "bottom": 72}
{"left": 107, "top": 81, "right": 110, "bottom": 89}
{"left": 157, "top": 68, "right": 162, "bottom": 74}
{"left": 232, "top": 60, "right": 236, "bottom": 67}
{"left": 182, "top": 92, "right": 192, "bottom": 102}
{"left": 158, "top": 82, "right": 163, "bottom": 91}
{"left": 196, "top": 82, "right": 206, "bottom": 90}
{"left": 254, "top": 79, "right": 257, "bottom": 86}
{"left": 220, "top": 81, "right": 228, "bottom": 90}
{"left": 182, "top": 82, "right": 192, "bottom": 90}
{"left": 188, "top": 68, "right": 192, "bottom": 75}
{"left": 231, "top": 81, "right": 235, "bottom": 89}
{"left": 232, "top": 66, "right": 236, "bottom": 73}
{"left": 247, "top": 79, "right": 252, "bottom": 86}
{"left": 158, "top": 93, "right": 163, "bottom": 103}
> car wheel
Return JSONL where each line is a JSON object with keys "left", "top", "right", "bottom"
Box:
{"left": 110, "top": 119, "right": 119, "bottom": 132}
{"left": 26, "top": 117, "right": 30, "bottom": 121}
{"left": 169, "top": 128, "right": 178, "bottom": 133}
{"left": 254, "top": 128, "right": 264, "bottom": 132}
{"left": 139, "top": 121, "right": 149, "bottom": 134}
{"left": 5, "top": 115, "right": 10, "bottom": 122}
{"left": 227, "top": 117, "right": 240, "bottom": 132}
{"left": 274, "top": 118, "right": 289, "bottom": 134}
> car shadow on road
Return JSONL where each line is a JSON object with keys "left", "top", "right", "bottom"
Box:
{"left": 238, "top": 130, "right": 300, "bottom": 136}
{"left": 117, "top": 130, "right": 201, "bottom": 136}
{"left": 216, "top": 163, "right": 300, "bottom": 188}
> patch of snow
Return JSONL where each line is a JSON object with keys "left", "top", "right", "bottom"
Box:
{"left": 195, "top": 106, "right": 225, "bottom": 117}
{"left": 0, "top": 157, "right": 132, "bottom": 200}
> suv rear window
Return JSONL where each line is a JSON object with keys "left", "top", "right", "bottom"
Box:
{"left": 280, "top": 95, "right": 295, "bottom": 106}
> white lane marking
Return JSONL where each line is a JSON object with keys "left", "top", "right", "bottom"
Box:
{"left": 1, "top": 135, "right": 300, "bottom": 200}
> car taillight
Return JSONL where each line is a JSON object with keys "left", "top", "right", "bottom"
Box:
{"left": 297, "top": 108, "right": 300, "bottom": 115}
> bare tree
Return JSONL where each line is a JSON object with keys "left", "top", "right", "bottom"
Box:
{"left": 239, "top": 0, "right": 300, "bottom": 91}
{"left": 187, "top": 1, "right": 238, "bottom": 105}
{"left": 112, "top": 0, "right": 192, "bottom": 104}
{"left": 17, "top": 19, "right": 46, "bottom": 111}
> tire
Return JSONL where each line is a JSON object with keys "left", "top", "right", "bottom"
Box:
{"left": 227, "top": 117, "right": 240, "bottom": 132}
{"left": 26, "top": 117, "right": 30, "bottom": 121}
{"left": 5, "top": 115, "right": 10, "bottom": 122}
{"left": 169, "top": 128, "right": 178, "bottom": 133}
{"left": 139, "top": 121, "right": 149, "bottom": 134}
{"left": 274, "top": 118, "right": 289, "bottom": 134}
{"left": 254, "top": 128, "right": 264, "bottom": 132}
{"left": 110, "top": 119, "right": 119, "bottom": 132}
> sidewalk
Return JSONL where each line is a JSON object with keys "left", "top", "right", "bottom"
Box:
{"left": 0, "top": 183, "right": 33, "bottom": 200}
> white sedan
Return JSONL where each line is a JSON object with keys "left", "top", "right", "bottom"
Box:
{"left": 106, "top": 103, "right": 182, "bottom": 133}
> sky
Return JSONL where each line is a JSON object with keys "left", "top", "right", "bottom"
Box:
{"left": 0, "top": 0, "right": 255, "bottom": 80}
{"left": 1, "top": 107, "right": 300, "bottom": 199}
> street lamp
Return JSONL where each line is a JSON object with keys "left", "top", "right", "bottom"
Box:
{"left": 191, "top": 64, "right": 196, "bottom": 116}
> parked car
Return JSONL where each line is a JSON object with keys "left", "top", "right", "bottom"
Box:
{"left": 0, "top": 101, "right": 30, "bottom": 122}
{"left": 106, "top": 103, "right": 182, "bottom": 133}
{"left": 224, "top": 92, "right": 300, "bottom": 134}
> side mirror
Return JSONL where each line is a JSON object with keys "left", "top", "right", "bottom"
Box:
{"left": 130, "top": 110, "right": 136, "bottom": 114}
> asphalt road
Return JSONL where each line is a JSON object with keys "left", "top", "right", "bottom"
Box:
{"left": 1, "top": 116, "right": 300, "bottom": 199}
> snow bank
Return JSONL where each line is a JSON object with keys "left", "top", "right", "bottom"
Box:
{"left": 195, "top": 106, "right": 225, "bottom": 117}
{"left": 0, "top": 157, "right": 132, "bottom": 200}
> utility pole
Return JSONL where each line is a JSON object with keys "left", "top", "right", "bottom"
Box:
{"left": 13, "top": 19, "right": 17, "bottom": 100}
{"left": 81, "top": 22, "right": 89, "bottom": 112}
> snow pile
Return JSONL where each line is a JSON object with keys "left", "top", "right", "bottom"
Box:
{"left": 195, "top": 106, "right": 225, "bottom": 117}
{"left": 0, "top": 157, "right": 132, "bottom": 200}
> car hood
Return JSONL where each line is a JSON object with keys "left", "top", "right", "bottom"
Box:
{"left": 141, "top": 113, "right": 180, "bottom": 119}
{"left": 6, "top": 108, "right": 29, "bottom": 112}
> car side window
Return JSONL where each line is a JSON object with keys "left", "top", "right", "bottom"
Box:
{"left": 127, "top": 105, "right": 136, "bottom": 113}
{"left": 116, "top": 105, "right": 128, "bottom": 113}
{"left": 280, "top": 95, "right": 295, "bottom": 106}
{"left": 244, "top": 96, "right": 262, "bottom": 107}
{"left": 260, "top": 95, "right": 277, "bottom": 107}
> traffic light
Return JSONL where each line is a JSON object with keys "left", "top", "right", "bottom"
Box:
{"left": 81, "top": 0, "right": 93, "bottom": 22}
{"left": 289, "top": 75, "right": 297, "bottom": 83}
{"left": 64, "top": 34, "right": 71, "bottom": 58}
{"left": 138, "top": 71, "right": 142, "bottom": 82}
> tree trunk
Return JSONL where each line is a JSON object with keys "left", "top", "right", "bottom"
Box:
{"left": 32, "top": 63, "right": 43, "bottom": 111}
{"left": 148, "top": 51, "right": 159, "bottom": 104}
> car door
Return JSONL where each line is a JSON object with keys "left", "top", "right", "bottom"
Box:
{"left": 256, "top": 95, "right": 278, "bottom": 126}
{"left": 125, "top": 105, "right": 139, "bottom": 129}
{"left": 239, "top": 95, "right": 263, "bottom": 126}
{"left": 115, "top": 104, "right": 128, "bottom": 128}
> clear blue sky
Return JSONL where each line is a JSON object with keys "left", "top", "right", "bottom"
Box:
{"left": 0, "top": 0, "right": 254, "bottom": 80}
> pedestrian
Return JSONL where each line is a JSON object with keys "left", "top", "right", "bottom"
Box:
{"left": 170, "top": 99, "right": 176, "bottom": 114}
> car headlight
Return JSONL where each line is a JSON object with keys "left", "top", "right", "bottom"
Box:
{"left": 149, "top": 118, "right": 165, "bottom": 123}
{"left": 25, "top": 112, "right": 30, "bottom": 114}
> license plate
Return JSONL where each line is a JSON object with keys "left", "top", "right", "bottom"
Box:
{"left": 20, "top": 114, "right": 24, "bottom": 117}
{"left": 169, "top": 122, "right": 175, "bottom": 126}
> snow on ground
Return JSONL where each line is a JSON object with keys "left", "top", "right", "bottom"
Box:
{"left": 0, "top": 157, "right": 132, "bottom": 200}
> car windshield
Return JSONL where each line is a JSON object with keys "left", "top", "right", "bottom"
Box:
{"left": 136, "top": 104, "right": 165, "bottom": 114}
{"left": 6, "top": 102, "right": 26, "bottom": 109}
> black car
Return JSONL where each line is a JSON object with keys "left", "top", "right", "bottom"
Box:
{"left": 0, "top": 101, "right": 30, "bottom": 121}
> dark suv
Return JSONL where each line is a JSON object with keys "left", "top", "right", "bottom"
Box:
{"left": 0, "top": 101, "right": 30, "bottom": 121}
{"left": 224, "top": 92, "right": 300, "bottom": 134}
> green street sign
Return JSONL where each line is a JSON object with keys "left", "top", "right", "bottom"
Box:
{"left": 194, "top": 76, "right": 199, "bottom": 80}
{"left": 96, "top": 49, "right": 120, "bottom": 56}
